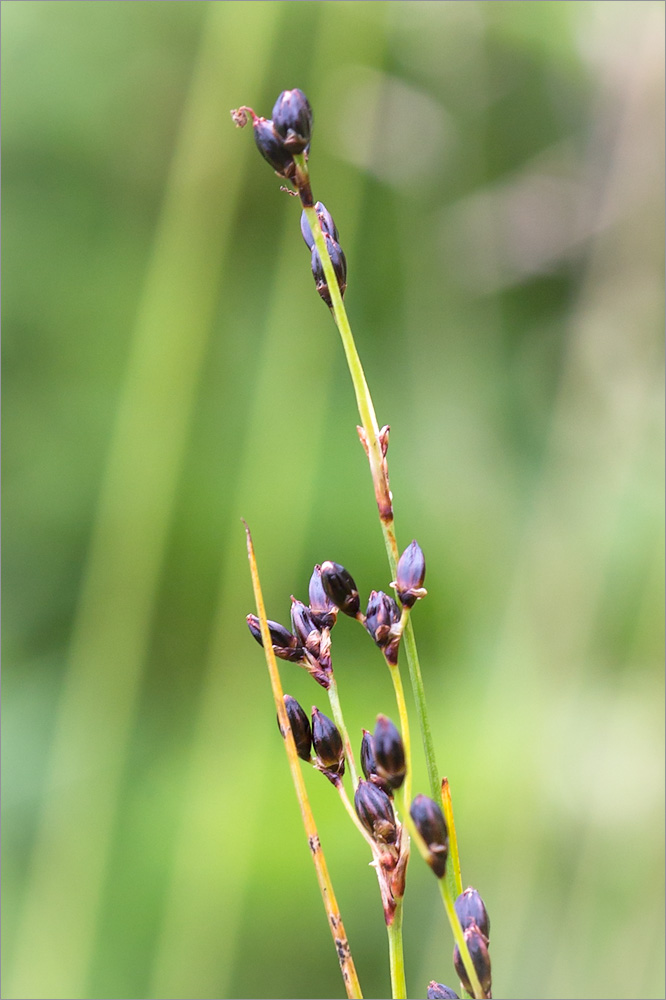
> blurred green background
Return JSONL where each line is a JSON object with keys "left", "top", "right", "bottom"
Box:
{"left": 3, "top": 2, "right": 664, "bottom": 998}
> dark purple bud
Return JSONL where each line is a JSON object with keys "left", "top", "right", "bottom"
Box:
{"left": 394, "top": 540, "right": 427, "bottom": 608}
{"left": 279, "top": 695, "right": 312, "bottom": 761}
{"left": 308, "top": 565, "right": 338, "bottom": 630}
{"left": 301, "top": 202, "right": 340, "bottom": 249}
{"left": 310, "top": 237, "right": 347, "bottom": 307}
{"left": 365, "top": 591, "right": 400, "bottom": 649}
{"left": 320, "top": 561, "right": 360, "bottom": 618}
{"left": 311, "top": 707, "right": 345, "bottom": 774}
{"left": 246, "top": 614, "right": 305, "bottom": 662}
{"left": 354, "top": 779, "right": 398, "bottom": 844}
{"left": 290, "top": 599, "right": 321, "bottom": 658}
{"left": 272, "top": 88, "right": 313, "bottom": 153}
{"left": 453, "top": 925, "right": 492, "bottom": 998}
{"left": 427, "top": 984, "right": 459, "bottom": 1000}
{"left": 360, "top": 730, "right": 392, "bottom": 795}
{"left": 455, "top": 887, "right": 490, "bottom": 940}
{"left": 251, "top": 116, "right": 295, "bottom": 176}
{"left": 373, "top": 715, "right": 406, "bottom": 790}
{"left": 410, "top": 794, "right": 448, "bottom": 878}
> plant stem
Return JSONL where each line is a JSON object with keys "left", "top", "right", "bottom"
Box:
{"left": 386, "top": 659, "right": 412, "bottom": 806}
{"left": 328, "top": 671, "right": 359, "bottom": 788}
{"left": 387, "top": 898, "right": 407, "bottom": 1000}
{"left": 439, "top": 880, "right": 484, "bottom": 1000}
{"left": 335, "top": 781, "right": 376, "bottom": 850}
{"left": 245, "top": 522, "right": 363, "bottom": 1000}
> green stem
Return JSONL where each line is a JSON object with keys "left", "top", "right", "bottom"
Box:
{"left": 327, "top": 671, "right": 358, "bottom": 788}
{"left": 387, "top": 899, "right": 407, "bottom": 1000}
{"left": 439, "top": 880, "right": 484, "bottom": 1000}
{"left": 387, "top": 659, "right": 412, "bottom": 806}
{"left": 335, "top": 781, "right": 376, "bottom": 850}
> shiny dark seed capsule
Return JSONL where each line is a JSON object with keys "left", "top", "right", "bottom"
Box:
{"left": 251, "top": 116, "right": 294, "bottom": 176}
{"left": 301, "top": 202, "right": 339, "bottom": 249}
{"left": 246, "top": 614, "right": 305, "bottom": 662}
{"left": 290, "top": 600, "right": 321, "bottom": 657}
{"left": 453, "top": 924, "right": 492, "bottom": 998}
{"left": 410, "top": 794, "right": 449, "bottom": 878}
{"left": 310, "top": 237, "right": 347, "bottom": 307}
{"left": 427, "top": 984, "right": 459, "bottom": 1000}
{"left": 320, "top": 561, "right": 360, "bottom": 618}
{"left": 373, "top": 715, "right": 406, "bottom": 790}
{"left": 308, "top": 565, "right": 338, "bottom": 630}
{"left": 360, "top": 730, "right": 392, "bottom": 795}
{"left": 272, "top": 88, "right": 313, "bottom": 153}
{"left": 394, "top": 540, "right": 427, "bottom": 608}
{"left": 279, "top": 695, "right": 312, "bottom": 761}
{"left": 354, "top": 779, "right": 398, "bottom": 844}
{"left": 311, "top": 707, "right": 344, "bottom": 774}
{"left": 455, "top": 887, "right": 490, "bottom": 940}
{"left": 365, "top": 590, "right": 400, "bottom": 649}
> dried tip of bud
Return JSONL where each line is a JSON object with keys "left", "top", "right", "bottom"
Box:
{"left": 427, "top": 984, "right": 459, "bottom": 1000}
{"left": 453, "top": 925, "right": 492, "bottom": 998}
{"left": 455, "top": 887, "right": 490, "bottom": 941}
{"left": 373, "top": 714, "right": 406, "bottom": 790}
{"left": 410, "top": 794, "right": 449, "bottom": 878}
{"left": 320, "top": 561, "right": 360, "bottom": 618}
{"left": 246, "top": 614, "right": 305, "bottom": 662}
{"left": 311, "top": 707, "right": 345, "bottom": 775}
{"left": 272, "top": 88, "right": 313, "bottom": 153}
{"left": 393, "top": 539, "right": 427, "bottom": 608}
{"left": 279, "top": 695, "right": 312, "bottom": 761}
{"left": 354, "top": 779, "right": 398, "bottom": 844}
{"left": 230, "top": 106, "right": 254, "bottom": 128}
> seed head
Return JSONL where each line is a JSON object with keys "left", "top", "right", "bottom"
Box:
{"left": 272, "top": 88, "right": 313, "bottom": 153}
{"left": 427, "top": 984, "right": 459, "bottom": 1000}
{"left": 360, "top": 730, "right": 392, "bottom": 795}
{"left": 308, "top": 564, "right": 338, "bottom": 630}
{"left": 250, "top": 115, "right": 295, "bottom": 177}
{"left": 365, "top": 590, "right": 400, "bottom": 653}
{"left": 453, "top": 924, "right": 492, "bottom": 998}
{"left": 393, "top": 540, "right": 427, "bottom": 608}
{"left": 455, "top": 887, "right": 490, "bottom": 941}
{"left": 279, "top": 695, "right": 312, "bottom": 761}
{"left": 320, "top": 561, "right": 360, "bottom": 618}
{"left": 410, "top": 794, "right": 448, "bottom": 878}
{"left": 354, "top": 779, "right": 398, "bottom": 845}
{"left": 373, "top": 715, "right": 406, "bottom": 790}
{"left": 290, "top": 599, "right": 322, "bottom": 659}
{"left": 311, "top": 707, "right": 345, "bottom": 775}
{"left": 246, "top": 614, "right": 304, "bottom": 662}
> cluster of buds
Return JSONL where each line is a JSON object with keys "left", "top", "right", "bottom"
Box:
{"left": 453, "top": 887, "right": 492, "bottom": 998}
{"left": 300, "top": 202, "right": 347, "bottom": 307}
{"left": 231, "top": 88, "right": 314, "bottom": 205}
{"left": 277, "top": 695, "right": 346, "bottom": 784}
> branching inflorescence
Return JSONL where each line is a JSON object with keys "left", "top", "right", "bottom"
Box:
{"left": 235, "top": 89, "right": 492, "bottom": 1000}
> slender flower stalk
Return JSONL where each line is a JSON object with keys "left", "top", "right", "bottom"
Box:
{"left": 327, "top": 671, "right": 359, "bottom": 787}
{"left": 441, "top": 778, "right": 464, "bottom": 898}
{"left": 244, "top": 522, "right": 363, "bottom": 1000}
{"left": 387, "top": 900, "right": 407, "bottom": 1000}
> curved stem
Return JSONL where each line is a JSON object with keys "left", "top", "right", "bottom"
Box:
{"left": 335, "top": 782, "right": 377, "bottom": 851}
{"left": 328, "top": 671, "right": 359, "bottom": 788}
{"left": 245, "top": 523, "right": 363, "bottom": 999}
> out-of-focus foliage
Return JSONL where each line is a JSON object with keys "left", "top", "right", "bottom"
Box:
{"left": 2, "top": 2, "right": 664, "bottom": 999}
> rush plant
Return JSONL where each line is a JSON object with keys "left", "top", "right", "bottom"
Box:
{"left": 235, "top": 89, "right": 492, "bottom": 1000}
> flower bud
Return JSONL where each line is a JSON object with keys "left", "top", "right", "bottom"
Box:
{"left": 279, "top": 695, "right": 312, "bottom": 761}
{"left": 365, "top": 591, "right": 400, "bottom": 649}
{"left": 394, "top": 540, "right": 427, "bottom": 608}
{"left": 373, "top": 715, "right": 406, "bottom": 790}
{"left": 455, "top": 887, "right": 490, "bottom": 940}
{"left": 320, "top": 561, "right": 360, "bottom": 618}
{"left": 360, "top": 730, "right": 392, "bottom": 795}
{"left": 410, "top": 794, "right": 448, "bottom": 878}
{"left": 251, "top": 116, "right": 295, "bottom": 177}
{"left": 453, "top": 925, "right": 492, "bottom": 998}
{"left": 427, "top": 984, "right": 459, "bottom": 1000}
{"left": 246, "top": 614, "right": 304, "bottom": 662}
{"left": 300, "top": 202, "right": 339, "bottom": 249}
{"left": 290, "top": 599, "right": 322, "bottom": 659}
{"left": 354, "top": 779, "right": 398, "bottom": 844}
{"left": 272, "top": 88, "right": 313, "bottom": 153}
{"left": 310, "top": 238, "right": 347, "bottom": 307}
{"left": 308, "top": 565, "right": 338, "bottom": 630}
{"left": 311, "top": 707, "right": 345, "bottom": 775}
